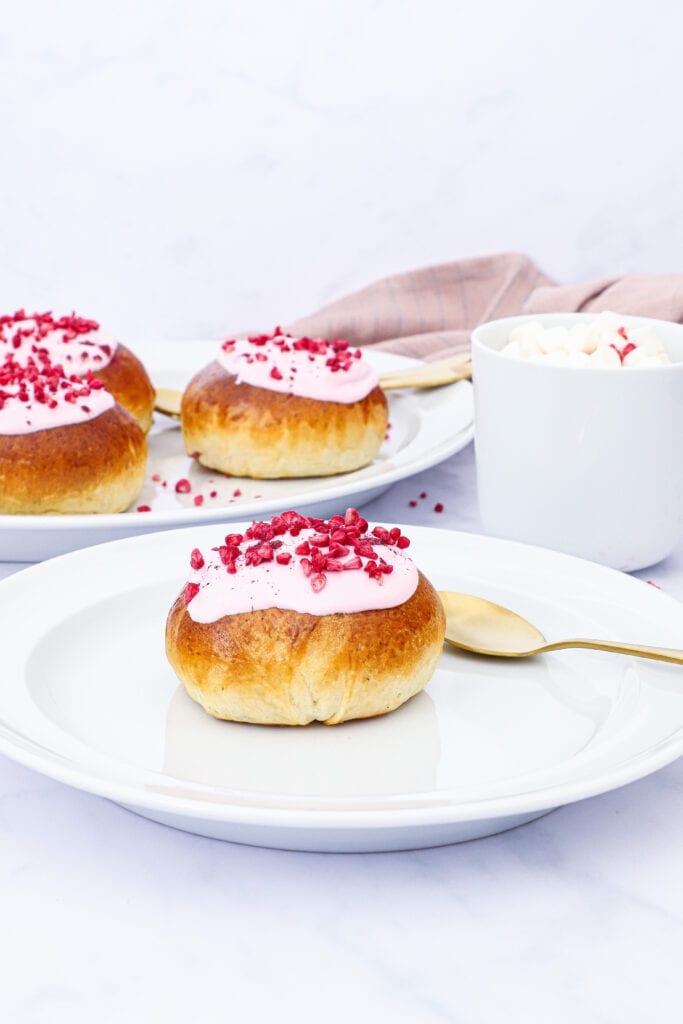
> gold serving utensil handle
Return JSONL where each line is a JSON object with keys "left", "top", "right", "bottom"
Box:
{"left": 379, "top": 356, "right": 472, "bottom": 390}
{"left": 154, "top": 388, "right": 183, "bottom": 419}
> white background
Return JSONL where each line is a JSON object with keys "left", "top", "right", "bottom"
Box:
{"left": 2, "top": 1, "right": 682, "bottom": 338}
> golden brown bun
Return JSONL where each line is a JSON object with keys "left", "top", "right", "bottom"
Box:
{"left": 0, "top": 405, "right": 147, "bottom": 514}
{"left": 95, "top": 344, "right": 155, "bottom": 433}
{"left": 180, "top": 361, "right": 388, "bottom": 478}
{"left": 165, "top": 571, "right": 445, "bottom": 726}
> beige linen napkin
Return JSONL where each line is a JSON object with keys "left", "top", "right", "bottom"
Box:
{"left": 286, "top": 253, "right": 683, "bottom": 360}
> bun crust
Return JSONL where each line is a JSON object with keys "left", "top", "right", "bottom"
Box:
{"left": 165, "top": 571, "right": 445, "bottom": 726}
{"left": 95, "top": 344, "right": 155, "bottom": 433}
{"left": 0, "top": 405, "right": 147, "bottom": 514}
{"left": 180, "top": 361, "right": 388, "bottom": 478}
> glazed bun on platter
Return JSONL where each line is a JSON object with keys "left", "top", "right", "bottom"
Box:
{"left": 0, "top": 310, "right": 155, "bottom": 433}
{"left": 180, "top": 329, "right": 388, "bottom": 478}
{"left": 0, "top": 352, "right": 146, "bottom": 514}
{"left": 165, "top": 508, "right": 445, "bottom": 726}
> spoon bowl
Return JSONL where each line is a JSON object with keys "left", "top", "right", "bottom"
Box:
{"left": 439, "top": 591, "right": 546, "bottom": 655}
{"left": 438, "top": 590, "right": 683, "bottom": 665}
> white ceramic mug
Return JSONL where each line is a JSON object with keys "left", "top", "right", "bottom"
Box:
{"left": 472, "top": 313, "right": 683, "bottom": 571}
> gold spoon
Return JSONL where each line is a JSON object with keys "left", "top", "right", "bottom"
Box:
{"left": 439, "top": 591, "right": 683, "bottom": 665}
{"left": 378, "top": 354, "right": 472, "bottom": 390}
{"left": 153, "top": 356, "right": 473, "bottom": 419}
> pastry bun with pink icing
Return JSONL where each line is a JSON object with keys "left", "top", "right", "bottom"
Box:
{"left": 0, "top": 353, "right": 146, "bottom": 514}
{"left": 165, "top": 508, "right": 445, "bottom": 726}
{"left": 180, "top": 329, "right": 388, "bottom": 478}
{"left": 0, "top": 311, "right": 155, "bottom": 433}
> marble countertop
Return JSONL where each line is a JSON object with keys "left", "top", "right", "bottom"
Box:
{"left": 1, "top": 443, "right": 682, "bottom": 1023}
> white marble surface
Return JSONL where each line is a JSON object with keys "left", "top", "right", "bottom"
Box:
{"left": 1, "top": 445, "right": 683, "bottom": 1022}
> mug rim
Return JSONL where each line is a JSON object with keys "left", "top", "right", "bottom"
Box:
{"left": 471, "top": 312, "right": 683, "bottom": 375}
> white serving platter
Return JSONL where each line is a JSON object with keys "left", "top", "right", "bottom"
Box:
{"left": 0, "top": 343, "right": 473, "bottom": 561}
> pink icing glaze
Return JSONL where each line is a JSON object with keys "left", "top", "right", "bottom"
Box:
{"left": 216, "top": 329, "right": 379, "bottom": 404}
{"left": 0, "top": 355, "right": 115, "bottom": 435}
{"left": 184, "top": 510, "right": 418, "bottom": 622}
{"left": 0, "top": 311, "right": 118, "bottom": 375}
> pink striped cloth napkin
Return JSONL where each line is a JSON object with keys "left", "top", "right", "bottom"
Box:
{"left": 286, "top": 253, "right": 683, "bottom": 361}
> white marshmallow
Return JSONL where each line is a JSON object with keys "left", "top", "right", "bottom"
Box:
{"left": 538, "top": 326, "right": 571, "bottom": 354}
{"left": 623, "top": 347, "right": 670, "bottom": 368}
{"left": 500, "top": 314, "right": 672, "bottom": 369}
{"left": 567, "top": 323, "right": 595, "bottom": 354}
{"left": 518, "top": 336, "right": 542, "bottom": 358}
{"left": 500, "top": 339, "right": 522, "bottom": 360}
{"left": 565, "top": 350, "right": 591, "bottom": 367}
{"left": 509, "top": 322, "right": 544, "bottom": 344}
{"left": 588, "top": 344, "right": 622, "bottom": 368}
{"left": 542, "top": 349, "right": 570, "bottom": 366}
{"left": 627, "top": 327, "right": 667, "bottom": 357}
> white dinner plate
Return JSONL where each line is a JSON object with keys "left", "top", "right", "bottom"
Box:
{"left": 1, "top": 524, "right": 682, "bottom": 852}
{"left": 0, "top": 342, "right": 473, "bottom": 562}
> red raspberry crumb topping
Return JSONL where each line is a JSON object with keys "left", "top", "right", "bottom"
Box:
{"left": 0, "top": 350, "right": 108, "bottom": 417}
{"left": 220, "top": 327, "right": 365, "bottom": 379}
{"left": 185, "top": 508, "right": 412, "bottom": 596}
{"left": 609, "top": 338, "right": 638, "bottom": 363}
{"left": 0, "top": 311, "right": 115, "bottom": 375}
{"left": 0, "top": 310, "right": 102, "bottom": 344}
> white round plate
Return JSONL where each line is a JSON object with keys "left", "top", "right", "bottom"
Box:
{"left": 1, "top": 524, "right": 682, "bottom": 852}
{"left": 0, "top": 342, "right": 473, "bottom": 561}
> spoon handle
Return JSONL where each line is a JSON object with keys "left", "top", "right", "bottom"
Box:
{"left": 379, "top": 357, "right": 472, "bottom": 390}
{"left": 541, "top": 639, "right": 683, "bottom": 665}
{"left": 154, "top": 388, "right": 182, "bottom": 418}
